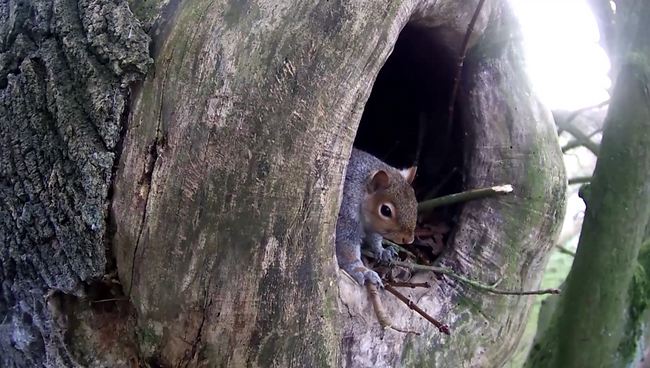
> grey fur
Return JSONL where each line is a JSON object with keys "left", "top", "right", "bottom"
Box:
{"left": 336, "top": 148, "right": 416, "bottom": 287}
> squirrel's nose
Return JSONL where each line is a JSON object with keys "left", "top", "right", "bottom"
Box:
{"left": 403, "top": 235, "right": 415, "bottom": 244}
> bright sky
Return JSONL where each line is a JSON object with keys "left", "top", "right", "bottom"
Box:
{"left": 508, "top": 0, "right": 611, "bottom": 111}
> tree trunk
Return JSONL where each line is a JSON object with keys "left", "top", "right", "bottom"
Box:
{"left": 524, "top": 1, "right": 650, "bottom": 367}
{"left": 0, "top": 0, "right": 152, "bottom": 366}
{"left": 1, "top": 0, "right": 566, "bottom": 366}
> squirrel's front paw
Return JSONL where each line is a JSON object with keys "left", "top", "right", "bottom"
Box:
{"left": 349, "top": 268, "right": 384, "bottom": 287}
{"left": 362, "top": 269, "right": 384, "bottom": 287}
{"left": 377, "top": 246, "right": 398, "bottom": 263}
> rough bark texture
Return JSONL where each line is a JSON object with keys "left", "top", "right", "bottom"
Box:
{"left": 1, "top": 0, "right": 566, "bottom": 367}
{"left": 110, "top": 0, "right": 565, "bottom": 367}
{"left": 524, "top": 2, "right": 650, "bottom": 367}
{"left": 0, "top": 0, "right": 152, "bottom": 365}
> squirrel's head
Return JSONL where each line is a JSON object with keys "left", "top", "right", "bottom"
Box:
{"left": 362, "top": 166, "right": 418, "bottom": 244}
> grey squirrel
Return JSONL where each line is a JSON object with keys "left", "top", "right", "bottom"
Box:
{"left": 336, "top": 148, "right": 417, "bottom": 287}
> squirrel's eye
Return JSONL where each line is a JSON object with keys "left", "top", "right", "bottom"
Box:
{"left": 380, "top": 204, "right": 392, "bottom": 217}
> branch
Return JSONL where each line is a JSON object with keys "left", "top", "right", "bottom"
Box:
{"left": 556, "top": 245, "right": 576, "bottom": 257}
{"left": 568, "top": 176, "right": 591, "bottom": 185}
{"left": 413, "top": 113, "right": 427, "bottom": 168}
{"left": 397, "top": 260, "right": 559, "bottom": 296}
{"left": 382, "top": 239, "right": 417, "bottom": 259}
{"left": 362, "top": 250, "right": 560, "bottom": 296}
{"left": 385, "top": 281, "right": 432, "bottom": 289}
{"left": 561, "top": 128, "right": 604, "bottom": 152}
{"left": 384, "top": 284, "right": 450, "bottom": 335}
{"left": 418, "top": 184, "right": 513, "bottom": 213}
{"left": 424, "top": 167, "right": 459, "bottom": 200}
{"left": 564, "top": 99, "right": 610, "bottom": 124}
{"left": 366, "top": 283, "right": 421, "bottom": 335}
{"left": 555, "top": 100, "right": 609, "bottom": 156}
{"left": 444, "top": 0, "right": 487, "bottom": 156}
{"left": 556, "top": 119, "right": 601, "bottom": 156}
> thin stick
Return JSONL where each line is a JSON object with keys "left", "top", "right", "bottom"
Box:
{"left": 392, "top": 259, "right": 559, "bottom": 296}
{"left": 383, "top": 239, "right": 417, "bottom": 259}
{"left": 362, "top": 250, "right": 560, "bottom": 296}
{"left": 414, "top": 113, "right": 428, "bottom": 168}
{"left": 418, "top": 184, "right": 513, "bottom": 213}
{"left": 568, "top": 176, "right": 591, "bottom": 185}
{"left": 384, "top": 285, "right": 450, "bottom": 335}
{"left": 444, "top": 0, "right": 487, "bottom": 157}
{"left": 91, "top": 298, "right": 128, "bottom": 303}
{"left": 424, "top": 167, "right": 459, "bottom": 201}
{"left": 556, "top": 245, "right": 576, "bottom": 257}
{"left": 385, "top": 281, "right": 432, "bottom": 289}
{"left": 564, "top": 99, "right": 610, "bottom": 124}
{"left": 366, "top": 283, "right": 421, "bottom": 335}
{"left": 554, "top": 101, "right": 608, "bottom": 157}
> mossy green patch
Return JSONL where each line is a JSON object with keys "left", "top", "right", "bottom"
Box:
{"left": 617, "top": 241, "right": 650, "bottom": 364}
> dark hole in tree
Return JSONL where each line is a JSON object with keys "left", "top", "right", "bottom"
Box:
{"left": 353, "top": 23, "right": 465, "bottom": 262}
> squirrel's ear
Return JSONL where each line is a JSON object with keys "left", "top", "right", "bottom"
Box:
{"left": 368, "top": 170, "right": 391, "bottom": 193}
{"left": 399, "top": 166, "right": 417, "bottom": 184}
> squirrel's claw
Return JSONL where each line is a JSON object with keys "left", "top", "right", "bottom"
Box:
{"left": 363, "top": 269, "right": 384, "bottom": 288}
{"left": 377, "top": 246, "right": 398, "bottom": 263}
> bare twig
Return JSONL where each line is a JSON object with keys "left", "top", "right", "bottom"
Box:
{"left": 393, "top": 259, "right": 560, "bottom": 296}
{"left": 362, "top": 250, "right": 560, "bottom": 296}
{"left": 385, "top": 281, "right": 432, "bottom": 289}
{"left": 557, "top": 119, "right": 601, "bottom": 156}
{"left": 556, "top": 100, "right": 609, "bottom": 156}
{"left": 562, "top": 127, "right": 602, "bottom": 152}
{"left": 414, "top": 113, "right": 428, "bottom": 168}
{"left": 418, "top": 184, "right": 513, "bottom": 213}
{"left": 384, "top": 284, "right": 450, "bottom": 335}
{"left": 383, "top": 239, "right": 417, "bottom": 259}
{"left": 424, "top": 167, "right": 459, "bottom": 200}
{"left": 91, "top": 298, "right": 128, "bottom": 303}
{"left": 556, "top": 245, "right": 576, "bottom": 257}
{"left": 561, "top": 140, "right": 584, "bottom": 153}
{"left": 366, "top": 283, "right": 421, "bottom": 335}
{"left": 446, "top": 0, "right": 488, "bottom": 147}
{"left": 564, "top": 99, "right": 610, "bottom": 124}
{"left": 568, "top": 176, "right": 592, "bottom": 185}
{"left": 588, "top": 128, "right": 603, "bottom": 138}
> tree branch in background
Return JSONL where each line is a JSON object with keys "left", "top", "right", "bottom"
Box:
{"left": 525, "top": 0, "right": 650, "bottom": 361}
{"left": 565, "top": 99, "right": 610, "bottom": 124}
{"left": 556, "top": 245, "right": 576, "bottom": 257}
{"left": 418, "top": 184, "right": 513, "bottom": 213}
{"left": 556, "top": 121, "right": 600, "bottom": 156}
{"left": 568, "top": 176, "right": 591, "bottom": 185}
{"left": 556, "top": 100, "right": 609, "bottom": 155}
{"left": 562, "top": 127, "right": 603, "bottom": 152}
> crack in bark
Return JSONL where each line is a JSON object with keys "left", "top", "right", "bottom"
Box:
{"left": 180, "top": 278, "right": 212, "bottom": 368}
{"left": 128, "top": 45, "right": 174, "bottom": 297}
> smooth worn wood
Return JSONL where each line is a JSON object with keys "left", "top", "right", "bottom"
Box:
{"left": 0, "top": 0, "right": 566, "bottom": 366}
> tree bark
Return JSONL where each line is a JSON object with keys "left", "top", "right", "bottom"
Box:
{"left": 1, "top": 0, "right": 566, "bottom": 366}
{"left": 0, "top": 0, "right": 152, "bottom": 366}
{"left": 524, "top": 1, "right": 650, "bottom": 367}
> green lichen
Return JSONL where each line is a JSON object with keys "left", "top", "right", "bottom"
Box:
{"left": 128, "top": 0, "right": 161, "bottom": 30}
{"left": 138, "top": 323, "right": 164, "bottom": 354}
{"left": 617, "top": 241, "right": 650, "bottom": 364}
